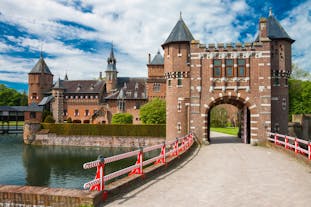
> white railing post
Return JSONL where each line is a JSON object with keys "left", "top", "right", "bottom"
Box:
{"left": 274, "top": 134, "right": 278, "bottom": 145}
{"left": 308, "top": 142, "right": 311, "bottom": 160}
{"left": 295, "top": 138, "right": 298, "bottom": 154}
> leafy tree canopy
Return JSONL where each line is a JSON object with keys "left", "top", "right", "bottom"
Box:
{"left": 140, "top": 98, "right": 166, "bottom": 124}
{"left": 0, "top": 84, "right": 28, "bottom": 106}
{"left": 111, "top": 113, "right": 133, "bottom": 124}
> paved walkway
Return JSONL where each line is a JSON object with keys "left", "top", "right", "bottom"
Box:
{"left": 105, "top": 132, "right": 311, "bottom": 207}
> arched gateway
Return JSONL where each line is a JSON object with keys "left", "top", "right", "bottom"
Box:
{"left": 160, "top": 13, "right": 294, "bottom": 144}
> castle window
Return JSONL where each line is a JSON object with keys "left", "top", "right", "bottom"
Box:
{"left": 63, "top": 109, "right": 67, "bottom": 116}
{"left": 118, "top": 100, "right": 125, "bottom": 112}
{"left": 153, "top": 83, "right": 161, "bottom": 92}
{"left": 273, "top": 71, "right": 280, "bottom": 86}
{"left": 168, "top": 79, "right": 172, "bottom": 87}
{"left": 85, "top": 110, "right": 89, "bottom": 116}
{"left": 177, "top": 72, "right": 182, "bottom": 86}
{"left": 74, "top": 109, "right": 79, "bottom": 116}
{"left": 30, "top": 112, "right": 36, "bottom": 119}
{"left": 237, "top": 59, "right": 246, "bottom": 77}
{"left": 225, "top": 59, "right": 233, "bottom": 77}
{"left": 213, "top": 59, "right": 221, "bottom": 77}
{"left": 177, "top": 101, "right": 182, "bottom": 112}
{"left": 282, "top": 98, "right": 287, "bottom": 111}
{"left": 177, "top": 122, "right": 181, "bottom": 133}
{"left": 284, "top": 78, "right": 288, "bottom": 87}
{"left": 31, "top": 93, "right": 37, "bottom": 100}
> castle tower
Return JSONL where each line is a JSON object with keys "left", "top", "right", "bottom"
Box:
{"left": 162, "top": 14, "right": 194, "bottom": 140}
{"left": 146, "top": 51, "right": 165, "bottom": 99}
{"left": 51, "top": 78, "right": 64, "bottom": 123}
{"left": 261, "top": 11, "right": 295, "bottom": 134}
{"left": 105, "top": 45, "right": 118, "bottom": 92}
{"left": 28, "top": 54, "right": 53, "bottom": 104}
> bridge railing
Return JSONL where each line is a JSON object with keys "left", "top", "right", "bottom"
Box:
{"left": 267, "top": 132, "right": 311, "bottom": 160}
{"left": 82, "top": 133, "right": 195, "bottom": 195}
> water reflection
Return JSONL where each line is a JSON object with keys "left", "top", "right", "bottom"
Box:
{"left": 1, "top": 135, "right": 158, "bottom": 189}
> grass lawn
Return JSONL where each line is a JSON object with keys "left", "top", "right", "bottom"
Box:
{"left": 210, "top": 127, "right": 239, "bottom": 136}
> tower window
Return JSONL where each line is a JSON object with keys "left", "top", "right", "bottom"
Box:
{"left": 225, "top": 59, "right": 233, "bottom": 77}
{"left": 177, "top": 122, "right": 181, "bottom": 133}
{"left": 85, "top": 110, "right": 89, "bottom": 116}
{"left": 74, "top": 109, "right": 79, "bottom": 116}
{"left": 153, "top": 83, "right": 161, "bottom": 92}
{"left": 213, "top": 59, "right": 221, "bottom": 77}
{"left": 118, "top": 100, "right": 125, "bottom": 112}
{"left": 237, "top": 59, "right": 246, "bottom": 77}
{"left": 282, "top": 98, "right": 287, "bottom": 111}
{"left": 31, "top": 93, "right": 37, "bottom": 100}
{"left": 177, "top": 101, "right": 182, "bottom": 112}
{"left": 177, "top": 72, "right": 182, "bottom": 86}
{"left": 273, "top": 71, "right": 280, "bottom": 86}
{"left": 168, "top": 79, "right": 172, "bottom": 87}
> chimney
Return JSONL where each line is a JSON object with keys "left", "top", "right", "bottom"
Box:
{"left": 259, "top": 18, "right": 268, "bottom": 42}
{"left": 99, "top": 72, "right": 102, "bottom": 79}
{"left": 148, "top": 53, "right": 151, "bottom": 64}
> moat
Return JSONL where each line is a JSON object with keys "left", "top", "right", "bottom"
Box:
{"left": 0, "top": 135, "right": 147, "bottom": 189}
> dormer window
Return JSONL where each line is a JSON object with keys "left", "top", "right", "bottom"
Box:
{"left": 90, "top": 84, "right": 94, "bottom": 90}
{"left": 77, "top": 84, "right": 81, "bottom": 90}
{"left": 135, "top": 82, "right": 139, "bottom": 90}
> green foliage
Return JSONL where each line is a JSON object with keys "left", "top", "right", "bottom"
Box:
{"left": 41, "top": 123, "right": 166, "bottom": 137}
{"left": 111, "top": 113, "right": 133, "bottom": 124}
{"left": 44, "top": 115, "right": 55, "bottom": 123}
{"left": 210, "top": 106, "right": 228, "bottom": 127}
{"left": 42, "top": 110, "right": 53, "bottom": 122}
{"left": 66, "top": 117, "right": 72, "bottom": 123}
{"left": 140, "top": 98, "right": 166, "bottom": 124}
{"left": 288, "top": 79, "right": 311, "bottom": 120}
{"left": 0, "top": 84, "right": 28, "bottom": 106}
{"left": 291, "top": 64, "right": 311, "bottom": 81}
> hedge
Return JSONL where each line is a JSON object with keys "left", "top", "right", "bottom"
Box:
{"left": 41, "top": 123, "right": 166, "bottom": 137}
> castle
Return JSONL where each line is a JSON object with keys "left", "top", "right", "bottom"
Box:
{"left": 28, "top": 11, "right": 293, "bottom": 143}
{"left": 27, "top": 46, "right": 162, "bottom": 124}
{"left": 160, "top": 11, "right": 294, "bottom": 143}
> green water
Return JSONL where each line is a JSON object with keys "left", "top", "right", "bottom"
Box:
{"left": 0, "top": 135, "right": 154, "bottom": 189}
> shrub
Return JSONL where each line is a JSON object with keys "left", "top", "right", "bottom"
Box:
{"left": 140, "top": 98, "right": 166, "bottom": 124}
{"left": 111, "top": 113, "right": 133, "bottom": 124}
{"left": 44, "top": 115, "right": 55, "bottom": 123}
{"left": 41, "top": 123, "right": 166, "bottom": 137}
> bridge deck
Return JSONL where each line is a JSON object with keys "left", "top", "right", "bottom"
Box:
{"left": 105, "top": 132, "right": 311, "bottom": 207}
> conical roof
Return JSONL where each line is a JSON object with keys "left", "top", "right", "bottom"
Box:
{"left": 29, "top": 56, "right": 52, "bottom": 74}
{"left": 267, "top": 14, "right": 294, "bottom": 43}
{"left": 162, "top": 15, "right": 194, "bottom": 46}
{"left": 150, "top": 51, "right": 164, "bottom": 65}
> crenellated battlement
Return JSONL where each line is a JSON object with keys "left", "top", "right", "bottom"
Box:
{"left": 193, "top": 41, "right": 263, "bottom": 53}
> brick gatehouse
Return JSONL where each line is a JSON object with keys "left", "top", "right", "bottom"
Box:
{"left": 160, "top": 11, "right": 294, "bottom": 143}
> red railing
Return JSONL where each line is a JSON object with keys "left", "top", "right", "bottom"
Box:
{"left": 83, "top": 133, "right": 195, "bottom": 195}
{"left": 267, "top": 132, "right": 311, "bottom": 160}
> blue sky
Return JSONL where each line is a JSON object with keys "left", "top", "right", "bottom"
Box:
{"left": 0, "top": 0, "right": 310, "bottom": 92}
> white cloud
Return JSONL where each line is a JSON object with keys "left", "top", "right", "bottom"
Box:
{"left": 1, "top": 0, "right": 309, "bottom": 85}
{"left": 281, "top": 1, "right": 311, "bottom": 72}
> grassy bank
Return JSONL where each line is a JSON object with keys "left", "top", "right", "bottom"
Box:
{"left": 210, "top": 127, "right": 239, "bottom": 136}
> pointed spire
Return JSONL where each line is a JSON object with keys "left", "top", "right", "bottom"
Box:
{"left": 150, "top": 50, "right": 164, "bottom": 65}
{"left": 162, "top": 13, "right": 194, "bottom": 46}
{"left": 106, "top": 43, "right": 117, "bottom": 71}
{"left": 64, "top": 73, "right": 68, "bottom": 80}
{"left": 267, "top": 13, "right": 295, "bottom": 43}
{"left": 269, "top": 7, "right": 272, "bottom": 16}
{"left": 29, "top": 53, "right": 52, "bottom": 75}
{"left": 53, "top": 77, "right": 63, "bottom": 89}
{"left": 180, "top": 11, "right": 182, "bottom": 19}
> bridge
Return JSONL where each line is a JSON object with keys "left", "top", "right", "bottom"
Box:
{"left": 83, "top": 132, "right": 311, "bottom": 207}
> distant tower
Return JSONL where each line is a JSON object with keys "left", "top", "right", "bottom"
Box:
{"left": 105, "top": 45, "right": 118, "bottom": 92}
{"left": 51, "top": 78, "right": 64, "bottom": 123}
{"left": 28, "top": 54, "right": 53, "bottom": 104}
{"left": 161, "top": 14, "right": 194, "bottom": 140}
{"left": 259, "top": 11, "right": 295, "bottom": 134}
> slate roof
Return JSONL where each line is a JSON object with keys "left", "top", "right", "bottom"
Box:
{"left": 38, "top": 95, "right": 54, "bottom": 106}
{"left": 29, "top": 57, "right": 52, "bottom": 75}
{"left": 267, "top": 15, "right": 294, "bottom": 43}
{"left": 149, "top": 51, "right": 164, "bottom": 65}
{"left": 162, "top": 16, "right": 194, "bottom": 46}
{"left": 0, "top": 103, "right": 43, "bottom": 112}
{"left": 255, "top": 14, "right": 294, "bottom": 43}
{"left": 105, "top": 77, "right": 147, "bottom": 100}
{"left": 54, "top": 80, "right": 105, "bottom": 94}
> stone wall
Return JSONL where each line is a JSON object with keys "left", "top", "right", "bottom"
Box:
{"left": 0, "top": 185, "right": 102, "bottom": 207}
{"left": 31, "top": 133, "right": 165, "bottom": 147}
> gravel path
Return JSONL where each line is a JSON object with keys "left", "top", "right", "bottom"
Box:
{"left": 105, "top": 132, "right": 311, "bottom": 207}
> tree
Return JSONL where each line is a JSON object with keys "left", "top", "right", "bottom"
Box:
{"left": 44, "top": 115, "right": 55, "bottom": 123}
{"left": 210, "top": 106, "right": 228, "bottom": 127}
{"left": 111, "top": 113, "right": 133, "bottom": 124}
{"left": 140, "top": 98, "right": 166, "bottom": 124}
{"left": 0, "top": 84, "right": 28, "bottom": 106}
{"left": 291, "top": 64, "right": 311, "bottom": 81}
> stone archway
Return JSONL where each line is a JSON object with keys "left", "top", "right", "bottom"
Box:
{"left": 203, "top": 96, "right": 257, "bottom": 144}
